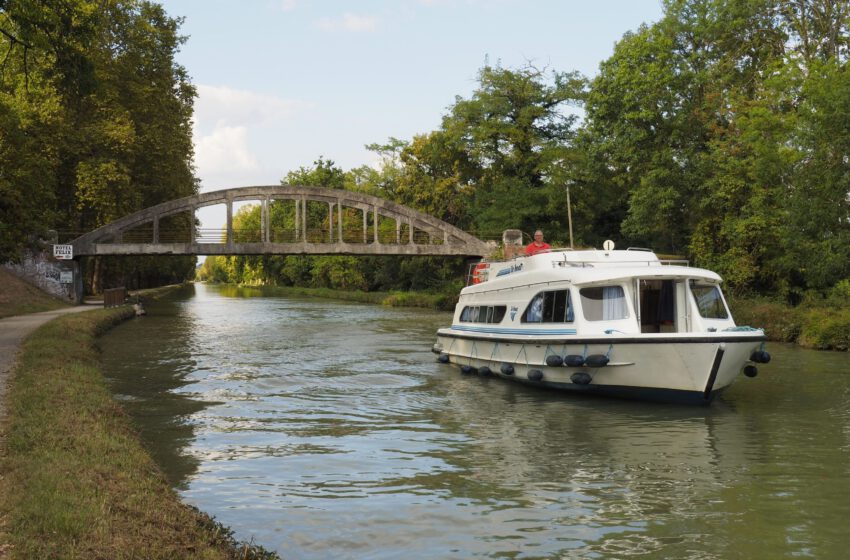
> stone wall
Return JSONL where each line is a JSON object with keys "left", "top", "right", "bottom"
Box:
{"left": 3, "top": 251, "right": 77, "bottom": 301}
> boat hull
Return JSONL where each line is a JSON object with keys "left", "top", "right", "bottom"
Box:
{"left": 433, "top": 330, "right": 767, "bottom": 405}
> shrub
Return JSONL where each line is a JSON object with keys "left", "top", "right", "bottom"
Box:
{"left": 798, "top": 308, "right": 850, "bottom": 351}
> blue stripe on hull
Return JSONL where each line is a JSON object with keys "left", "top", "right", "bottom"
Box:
{"left": 449, "top": 325, "right": 578, "bottom": 335}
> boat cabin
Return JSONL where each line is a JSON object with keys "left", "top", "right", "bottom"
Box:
{"left": 458, "top": 249, "right": 736, "bottom": 336}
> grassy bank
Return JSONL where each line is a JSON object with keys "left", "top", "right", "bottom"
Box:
{"left": 0, "top": 305, "right": 277, "bottom": 559}
{"left": 730, "top": 294, "right": 850, "bottom": 352}
{"left": 0, "top": 268, "right": 69, "bottom": 318}
{"left": 240, "top": 284, "right": 459, "bottom": 311}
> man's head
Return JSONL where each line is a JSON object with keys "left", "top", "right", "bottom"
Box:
{"left": 534, "top": 230, "right": 544, "bottom": 242}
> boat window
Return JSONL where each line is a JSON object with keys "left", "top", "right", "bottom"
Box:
{"left": 492, "top": 306, "right": 507, "bottom": 323}
{"left": 690, "top": 282, "right": 729, "bottom": 319}
{"left": 459, "top": 305, "right": 507, "bottom": 324}
{"left": 580, "top": 286, "right": 629, "bottom": 321}
{"left": 522, "top": 290, "right": 574, "bottom": 323}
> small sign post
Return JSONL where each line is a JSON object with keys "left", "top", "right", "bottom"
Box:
{"left": 53, "top": 244, "right": 73, "bottom": 260}
{"left": 59, "top": 271, "right": 73, "bottom": 284}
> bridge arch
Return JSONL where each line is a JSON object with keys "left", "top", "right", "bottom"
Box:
{"left": 70, "top": 186, "right": 492, "bottom": 257}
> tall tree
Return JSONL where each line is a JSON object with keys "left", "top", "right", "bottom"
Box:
{"left": 1, "top": 0, "right": 197, "bottom": 290}
{"left": 444, "top": 65, "right": 585, "bottom": 239}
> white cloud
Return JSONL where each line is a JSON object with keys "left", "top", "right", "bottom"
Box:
{"left": 279, "top": 0, "right": 297, "bottom": 11}
{"left": 194, "top": 124, "right": 257, "bottom": 174}
{"left": 314, "top": 13, "right": 379, "bottom": 32}
{"left": 191, "top": 84, "right": 313, "bottom": 190}
{"left": 194, "top": 84, "right": 306, "bottom": 131}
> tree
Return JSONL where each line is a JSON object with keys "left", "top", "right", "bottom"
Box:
{"left": 579, "top": 0, "right": 850, "bottom": 297}
{"left": 442, "top": 64, "right": 585, "bottom": 239}
{"left": 1, "top": 0, "right": 197, "bottom": 290}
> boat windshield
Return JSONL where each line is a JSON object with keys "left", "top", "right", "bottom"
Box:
{"left": 690, "top": 282, "right": 729, "bottom": 319}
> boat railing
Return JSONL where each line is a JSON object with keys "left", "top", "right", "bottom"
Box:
{"left": 554, "top": 258, "right": 691, "bottom": 268}
{"left": 466, "top": 251, "right": 691, "bottom": 284}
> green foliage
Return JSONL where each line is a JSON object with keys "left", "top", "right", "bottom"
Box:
{"left": 798, "top": 308, "right": 850, "bottom": 351}
{"left": 730, "top": 292, "right": 850, "bottom": 351}
{"left": 728, "top": 297, "right": 803, "bottom": 343}
{"left": 1, "top": 0, "right": 197, "bottom": 291}
{"left": 216, "top": 31, "right": 850, "bottom": 309}
{"left": 310, "top": 256, "right": 368, "bottom": 290}
{"left": 579, "top": 0, "right": 850, "bottom": 297}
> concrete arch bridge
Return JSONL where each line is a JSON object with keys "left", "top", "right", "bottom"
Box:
{"left": 70, "top": 186, "right": 492, "bottom": 258}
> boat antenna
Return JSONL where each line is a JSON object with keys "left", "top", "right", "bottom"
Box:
{"left": 566, "top": 181, "right": 574, "bottom": 249}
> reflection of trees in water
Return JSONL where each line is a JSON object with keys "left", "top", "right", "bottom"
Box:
{"left": 710, "top": 345, "right": 850, "bottom": 560}
{"left": 426, "top": 345, "right": 850, "bottom": 558}
{"left": 102, "top": 285, "right": 211, "bottom": 489}
{"left": 422, "top": 371, "right": 760, "bottom": 553}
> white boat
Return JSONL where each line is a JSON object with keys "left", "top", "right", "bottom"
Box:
{"left": 432, "top": 241, "right": 770, "bottom": 405}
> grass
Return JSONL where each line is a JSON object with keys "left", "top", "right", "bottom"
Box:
{"left": 0, "top": 268, "right": 70, "bottom": 318}
{"left": 249, "top": 285, "right": 458, "bottom": 311}
{"left": 0, "top": 304, "right": 279, "bottom": 559}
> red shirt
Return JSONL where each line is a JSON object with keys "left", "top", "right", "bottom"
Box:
{"left": 525, "top": 241, "right": 551, "bottom": 255}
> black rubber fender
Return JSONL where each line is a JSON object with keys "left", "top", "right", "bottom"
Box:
{"left": 564, "top": 355, "right": 585, "bottom": 367}
{"left": 571, "top": 371, "right": 592, "bottom": 385}
{"left": 527, "top": 369, "right": 544, "bottom": 381}
{"left": 545, "top": 355, "right": 564, "bottom": 367}
{"left": 585, "top": 354, "right": 609, "bottom": 368}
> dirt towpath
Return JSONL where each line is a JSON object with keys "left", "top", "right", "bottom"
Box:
{"left": 0, "top": 305, "right": 100, "bottom": 421}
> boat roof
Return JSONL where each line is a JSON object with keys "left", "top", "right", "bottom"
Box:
{"left": 463, "top": 248, "right": 722, "bottom": 294}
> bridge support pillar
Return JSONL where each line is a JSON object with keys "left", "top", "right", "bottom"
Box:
{"left": 226, "top": 198, "right": 233, "bottom": 248}
{"left": 294, "top": 198, "right": 300, "bottom": 241}
{"left": 327, "top": 202, "right": 333, "bottom": 242}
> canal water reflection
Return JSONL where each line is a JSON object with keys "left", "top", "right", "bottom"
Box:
{"left": 100, "top": 283, "right": 850, "bottom": 559}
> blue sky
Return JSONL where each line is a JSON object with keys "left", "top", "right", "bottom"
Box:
{"left": 159, "top": 0, "right": 664, "bottom": 207}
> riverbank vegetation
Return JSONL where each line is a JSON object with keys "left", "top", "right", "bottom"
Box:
{"left": 207, "top": 283, "right": 460, "bottom": 312}
{"left": 730, "top": 281, "right": 850, "bottom": 351}
{"left": 197, "top": 1, "right": 849, "bottom": 353}
{"left": 0, "top": 304, "right": 278, "bottom": 559}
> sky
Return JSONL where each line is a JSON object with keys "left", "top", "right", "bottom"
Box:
{"left": 157, "top": 0, "right": 665, "bottom": 227}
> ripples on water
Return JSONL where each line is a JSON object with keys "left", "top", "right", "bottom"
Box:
{"left": 100, "top": 284, "right": 850, "bottom": 559}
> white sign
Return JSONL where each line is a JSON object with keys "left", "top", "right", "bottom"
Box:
{"left": 53, "top": 244, "right": 73, "bottom": 260}
{"left": 60, "top": 271, "right": 73, "bottom": 284}
{"left": 603, "top": 240, "right": 616, "bottom": 252}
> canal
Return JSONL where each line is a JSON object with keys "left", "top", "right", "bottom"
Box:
{"left": 100, "top": 283, "right": 850, "bottom": 559}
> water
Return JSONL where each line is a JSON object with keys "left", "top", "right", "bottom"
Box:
{"left": 100, "top": 284, "right": 850, "bottom": 559}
